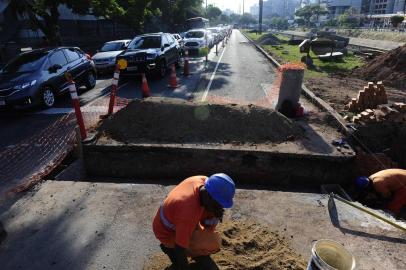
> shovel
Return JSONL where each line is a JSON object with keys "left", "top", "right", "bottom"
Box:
{"left": 328, "top": 193, "right": 406, "bottom": 232}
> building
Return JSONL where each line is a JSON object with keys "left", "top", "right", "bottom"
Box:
{"left": 262, "top": 0, "right": 300, "bottom": 18}
{"left": 223, "top": 8, "right": 235, "bottom": 16}
{"left": 323, "top": 0, "right": 406, "bottom": 16}
{"left": 368, "top": 0, "right": 406, "bottom": 14}
{"left": 250, "top": 4, "right": 259, "bottom": 16}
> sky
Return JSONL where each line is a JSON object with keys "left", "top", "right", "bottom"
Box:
{"left": 206, "top": 0, "right": 259, "bottom": 14}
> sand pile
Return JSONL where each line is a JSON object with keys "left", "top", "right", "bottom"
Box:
{"left": 258, "top": 33, "right": 281, "bottom": 45}
{"left": 98, "top": 97, "right": 303, "bottom": 144}
{"left": 144, "top": 219, "right": 307, "bottom": 270}
{"left": 352, "top": 45, "right": 406, "bottom": 89}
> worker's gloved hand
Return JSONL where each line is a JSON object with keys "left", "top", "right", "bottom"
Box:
{"left": 175, "top": 245, "right": 190, "bottom": 270}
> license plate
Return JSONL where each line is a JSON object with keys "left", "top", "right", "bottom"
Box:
{"left": 127, "top": 66, "right": 138, "bottom": 71}
{"left": 0, "top": 100, "right": 5, "bottom": 106}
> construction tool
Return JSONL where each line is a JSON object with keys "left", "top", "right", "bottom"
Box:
{"left": 328, "top": 193, "right": 406, "bottom": 232}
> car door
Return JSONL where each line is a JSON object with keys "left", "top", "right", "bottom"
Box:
{"left": 166, "top": 34, "right": 178, "bottom": 64}
{"left": 161, "top": 35, "right": 172, "bottom": 64}
{"left": 46, "top": 49, "right": 69, "bottom": 94}
{"left": 63, "top": 48, "right": 86, "bottom": 83}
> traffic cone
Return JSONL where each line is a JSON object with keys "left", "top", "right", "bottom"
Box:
{"left": 183, "top": 50, "right": 190, "bottom": 77}
{"left": 168, "top": 64, "right": 179, "bottom": 88}
{"left": 141, "top": 73, "right": 151, "bottom": 98}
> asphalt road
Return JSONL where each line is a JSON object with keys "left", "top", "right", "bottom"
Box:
{"left": 195, "top": 30, "right": 276, "bottom": 103}
{"left": 0, "top": 30, "right": 277, "bottom": 152}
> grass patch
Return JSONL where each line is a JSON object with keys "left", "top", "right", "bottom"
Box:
{"left": 244, "top": 31, "right": 268, "bottom": 42}
{"left": 260, "top": 34, "right": 364, "bottom": 79}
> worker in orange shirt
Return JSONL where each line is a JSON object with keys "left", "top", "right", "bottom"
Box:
{"left": 152, "top": 173, "right": 235, "bottom": 269}
{"left": 356, "top": 169, "right": 406, "bottom": 218}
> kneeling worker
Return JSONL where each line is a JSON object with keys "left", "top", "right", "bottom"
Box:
{"left": 356, "top": 169, "right": 406, "bottom": 218}
{"left": 152, "top": 174, "right": 235, "bottom": 269}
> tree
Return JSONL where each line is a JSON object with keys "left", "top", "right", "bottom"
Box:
{"left": 8, "top": 0, "right": 94, "bottom": 45}
{"left": 390, "top": 15, "right": 404, "bottom": 28}
{"left": 295, "top": 4, "right": 328, "bottom": 27}
{"left": 270, "top": 17, "right": 288, "bottom": 30}
{"left": 206, "top": 4, "right": 221, "bottom": 20}
{"left": 338, "top": 7, "right": 361, "bottom": 28}
{"left": 239, "top": 13, "right": 256, "bottom": 25}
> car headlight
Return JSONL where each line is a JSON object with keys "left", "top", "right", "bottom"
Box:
{"left": 108, "top": 57, "right": 116, "bottom": 62}
{"left": 146, "top": 53, "right": 157, "bottom": 60}
{"left": 14, "top": 80, "right": 36, "bottom": 90}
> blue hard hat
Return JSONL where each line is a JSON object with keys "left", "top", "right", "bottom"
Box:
{"left": 205, "top": 173, "right": 235, "bottom": 208}
{"left": 355, "top": 176, "right": 370, "bottom": 189}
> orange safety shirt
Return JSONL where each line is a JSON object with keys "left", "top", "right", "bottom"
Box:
{"left": 152, "top": 176, "right": 218, "bottom": 248}
{"left": 370, "top": 169, "right": 406, "bottom": 198}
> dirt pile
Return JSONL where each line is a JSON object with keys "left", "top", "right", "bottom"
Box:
{"left": 144, "top": 219, "right": 307, "bottom": 270}
{"left": 258, "top": 33, "right": 281, "bottom": 45}
{"left": 352, "top": 45, "right": 406, "bottom": 89}
{"left": 98, "top": 97, "right": 304, "bottom": 144}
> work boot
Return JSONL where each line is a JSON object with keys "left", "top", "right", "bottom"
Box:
{"left": 160, "top": 244, "right": 177, "bottom": 266}
{"left": 193, "top": 255, "right": 219, "bottom": 270}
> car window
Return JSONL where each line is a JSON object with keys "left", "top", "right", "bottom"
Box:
{"left": 100, "top": 42, "right": 124, "bottom": 52}
{"left": 0, "top": 51, "right": 48, "bottom": 74}
{"left": 162, "top": 35, "right": 169, "bottom": 46}
{"left": 185, "top": 31, "right": 204, "bottom": 38}
{"left": 64, "top": 48, "right": 81, "bottom": 62}
{"left": 49, "top": 50, "right": 68, "bottom": 67}
{"left": 128, "top": 36, "right": 162, "bottom": 50}
{"left": 167, "top": 35, "right": 175, "bottom": 45}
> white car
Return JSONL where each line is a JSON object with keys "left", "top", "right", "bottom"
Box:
{"left": 183, "top": 29, "right": 212, "bottom": 53}
{"left": 92, "top": 40, "right": 131, "bottom": 72}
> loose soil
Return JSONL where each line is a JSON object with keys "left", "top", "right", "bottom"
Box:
{"left": 143, "top": 219, "right": 307, "bottom": 270}
{"left": 352, "top": 44, "right": 406, "bottom": 89}
{"left": 258, "top": 33, "right": 282, "bottom": 46}
{"left": 98, "top": 97, "right": 304, "bottom": 144}
{"left": 305, "top": 75, "right": 406, "bottom": 115}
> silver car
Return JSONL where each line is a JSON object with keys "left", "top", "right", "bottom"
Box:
{"left": 92, "top": 40, "right": 131, "bottom": 73}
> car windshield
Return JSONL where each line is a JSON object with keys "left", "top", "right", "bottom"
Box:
{"left": 185, "top": 31, "right": 204, "bottom": 38}
{"left": 0, "top": 51, "right": 48, "bottom": 74}
{"left": 128, "top": 36, "right": 162, "bottom": 50}
{"left": 100, "top": 42, "right": 124, "bottom": 52}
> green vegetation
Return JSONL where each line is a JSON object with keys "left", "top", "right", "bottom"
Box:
{"left": 335, "top": 29, "right": 406, "bottom": 43}
{"left": 243, "top": 31, "right": 365, "bottom": 80}
{"left": 390, "top": 15, "right": 405, "bottom": 28}
{"left": 294, "top": 5, "right": 329, "bottom": 27}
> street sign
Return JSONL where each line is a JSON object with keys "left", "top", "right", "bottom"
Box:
{"left": 117, "top": 59, "right": 128, "bottom": 70}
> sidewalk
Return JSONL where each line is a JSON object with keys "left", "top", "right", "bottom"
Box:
{"left": 279, "top": 30, "right": 404, "bottom": 51}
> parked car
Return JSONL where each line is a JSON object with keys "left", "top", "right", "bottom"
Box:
{"left": 0, "top": 47, "right": 96, "bottom": 109}
{"left": 117, "top": 33, "right": 180, "bottom": 78}
{"left": 207, "top": 27, "right": 222, "bottom": 44}
{"left": 92, "top": 39, "right": 131, "bottom": 73}
{"left": 183, "top": 29, "right": 211, "bottom": 53}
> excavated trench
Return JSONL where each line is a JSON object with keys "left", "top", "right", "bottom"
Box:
{"left": 83, "top": 98, "right": 355, "bottom": 185}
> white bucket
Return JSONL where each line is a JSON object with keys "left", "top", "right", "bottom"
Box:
{"left": 307, "top": 239, "right": 356, "bottom": 270}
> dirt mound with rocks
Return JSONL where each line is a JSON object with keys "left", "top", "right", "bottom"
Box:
{"left": 98, "top": 97, "right": 303, "bottom": 144}
{"left": 258, "top": 33, "right": 281, "bottom": 45}
{"left": 144, "top": 219, "right": 307, "bottom": 270}
{"left": 352, "top": 45, "right": 406, "bottom": 89}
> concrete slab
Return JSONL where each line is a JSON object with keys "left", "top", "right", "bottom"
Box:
{"left": 0, "top": 180, "right": 405, "bottom": 270}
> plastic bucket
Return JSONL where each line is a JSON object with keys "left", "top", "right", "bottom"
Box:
{"left": 307, "top": 239, "right": 356, "bottom": 270}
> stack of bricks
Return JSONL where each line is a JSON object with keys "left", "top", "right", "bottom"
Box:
{"left": 346, "top": 102, "right": 406, "bottom": 124}
{"left": 347, "top": 81, "right": 388, "bottom": 113}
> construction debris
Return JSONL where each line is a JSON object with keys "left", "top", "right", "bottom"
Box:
{"left": 347, "top": 81, "right": 388, "bottom": 113}
{"left": 347, "top": 103, "right": 406, "bottom": 124}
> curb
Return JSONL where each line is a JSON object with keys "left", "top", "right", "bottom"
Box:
{"left": 241, "top": 30, "right": 349, "bottom": 134}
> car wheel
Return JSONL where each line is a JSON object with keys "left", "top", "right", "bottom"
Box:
{"left": 159, "top": 60, "right": 167, "bottom": 78}
{"left": 85, "top": 71, "right": 96, "bottom": 90}
{"left": 41, "top": 86, "right": 56, "bottom": 108}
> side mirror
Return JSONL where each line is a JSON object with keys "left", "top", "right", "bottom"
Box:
{"left": 48, "top": 64, "right": 62, "bottom": 73}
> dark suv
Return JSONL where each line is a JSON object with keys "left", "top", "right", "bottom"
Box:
{"left": 117, "top": 33, "right": 180, "bottom": 78}
{"left": 0, "top": 47, "right": 96, "bottom": 109}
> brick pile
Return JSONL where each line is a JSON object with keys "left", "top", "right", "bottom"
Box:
{"left": 346, "top": 102, "right": 406, "bottom": 124}
{"left": 347, "top": 81, "right": 388, "bottom": 113}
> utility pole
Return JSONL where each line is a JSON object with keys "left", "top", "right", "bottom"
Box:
{"left": 259, "top": 0, "right": 263, "bottom": 34}
{"left": 243, "top": 0, "right": 245, "bottom": 14}
{"left": 206, "top": 0, "right": 208, "bottom": 17}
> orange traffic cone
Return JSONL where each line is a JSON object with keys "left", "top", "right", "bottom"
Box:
{"left": 141, "top": 73, "right": 151, "bottom": 98}
{"left": 183, "top": 50, "right": 190, "bottom": 77}
{"left": 168, "top": 64, "right": 179, "bottom": 88}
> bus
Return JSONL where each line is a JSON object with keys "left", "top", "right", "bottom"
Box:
{"left": 185, "top": 17, "right": 209, "bottom": 30}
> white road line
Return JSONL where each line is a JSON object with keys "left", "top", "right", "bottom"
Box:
{"left": 201, "top": 46, "right": 227, "bottom": 102}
